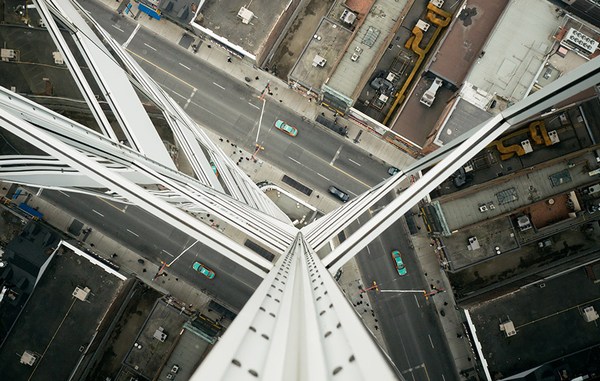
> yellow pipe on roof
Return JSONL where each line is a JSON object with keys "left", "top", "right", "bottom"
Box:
{"left": 383, "top": 4, "right": 451, "bottom": 125}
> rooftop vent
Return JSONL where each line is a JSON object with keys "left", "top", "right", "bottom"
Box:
{"left": 154, "top": 326, "right": 168, "bottom": 342}
{"left": 312, "top": 54, "right": 326, "bottom": 67}
{"left": 52, "top": 51, "right": 64, "bottom": 65}
{"left": 237, "top": 7, "right": 254, "bottom": 24}
{"left": 416, "top": 19, "right": 430, "bottom": 32}
{"left": 499, "top": 320, "right": 516, "bottom": 337}
{"left": 1, "top": 49, "right": 16, "bottom": 62}
{"left": 20, "top": 351, "right": 38, "bottom": 366}
{"left": 583, "top": 306, "right": 599, "bottom": 322}
{"left": 340, "top": 9, "right": 357, "bottom": 25}
{"left": 564, "top": 28, "right": 598, "bottom": 54}
{"left": 73, "top": 286, "right": 91, "bottom": 301}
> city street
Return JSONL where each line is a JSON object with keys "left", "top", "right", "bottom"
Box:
{"left": 82, "top": 0, "right": 393, "bottom": 197}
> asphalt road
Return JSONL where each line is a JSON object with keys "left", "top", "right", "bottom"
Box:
{"left": 349, "top": 203, "right": 456, "bottom": 380}
{"left": 81, "top": 0, "right": 391, "bottom": 198}
{"left": 40, "top": 190, "right": 260, "bottom": 311}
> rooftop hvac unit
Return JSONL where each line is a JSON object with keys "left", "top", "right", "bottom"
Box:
{"left": 467, "top": 236, "right": 480, "bottom": 250}
{"left": 499, "top": 320, "right": 516, "bottom": 337}
{"left": 237, "top": 7, "right": 254, "bottom": 24}
{"left": 73, "top": 286, "right": 91, "bottom": 301}
{"left": 154, "top": 326, "right": 168, "bottom": 342}
{"left": 564, "top": 28, "right": 599, "bottom": 54}
{"left": 521, "top": 139, "right": 533, "bottom": 154}
{"left": 547, "top": 130, "right": 560, "bottom": 144}
{"left": 583, "top": 306, "right": 599, "bottom": 322}
{"left": 20, "top": 351, "right": 37, "bottom": 366}
{"left": 52, "top": 51, "right": 64, "bottom": 65}
{"left": 416, "top": 19, "right": 430, "bottom": 32}
{"left": 430, "top": 0, "right": 444, "bottom": 8}
{"left": 340, "top": 9, "right": 357, "bottom": 25}
{"left": 378, "top": 94, "right": 389, "bottom": 103}
{"left": 1, "top": 49, "right": 16, "bottom": 61}
{"left": 312, "top": 54, "right": 326, "bottom": 67}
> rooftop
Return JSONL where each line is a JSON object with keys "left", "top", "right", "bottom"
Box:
{"left": 465, "top": 0, "right": 561, "bottom": 102}
{"left": 289, "top": 17, "right": 352, "bottom": 92}
{"left": 0, "top": 243, "right": 126, "bottom": 381}
{"left": 427, "top": 0, "right": 509, "bottom": 87}
{"left": 191, "top": 0, "right": 292, "bottom": 59}
{"left": 468, "top": 266, "right": 600, "bottom": 376}
{"left": 325, "top": 0, "right": 409, "bottom": 99}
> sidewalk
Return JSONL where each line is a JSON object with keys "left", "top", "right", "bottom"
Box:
{"left": 407, "top": 208, "right": 475, "bottom": 379}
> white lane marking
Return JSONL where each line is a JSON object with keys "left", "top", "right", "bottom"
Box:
{"left": 184, "top": 88, "right": 197, "bottom": 110}
{"left": 428, "top": 334, "right": 435, "bottom": 349}
{"left": 144, "top": 43, "right": 157, "bottom": 51}
{"left": 162, "top": 249, "right": 174, "bottom": 257}
{"left": 288, "top": 157, "right": 302, "bottom": 165}
{"left": 213, "top": 82, "right": 226, "bottom": 90}
{"left": 127, "top": 229, "right": 139, "bottom": 237}
{"left": 414, "top": 294, "right": 421, "bottom": 308}
{"left": 170, "top": 90, "right": 185, "bottom": 99}
{"left": 316, "top": 172, "right": 330, "bottom": 181}
{"left": 330, "top": 145, "right": 342, "bottom": 165}
{"left": 248, "top": 102, "right": 260, "bottom": 110}
{"left": 348, "top": 158, "right": 362, "bottom": 166}
{"left": 92, "top": 209, "right": 104, "bottom": 217}
{"left": 58, "top": 191, "right": 71, "bottom": 197}
{"left": 179, "top": 63, "right": 191, "bottom": 70}
{"left": 111, "top": 25, "right": 124, "bottom": 32}
{"left": 122, "top": 23, "right": 141, "bottom": 49}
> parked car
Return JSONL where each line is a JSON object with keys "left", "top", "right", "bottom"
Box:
{"left": 328, "top": 186, "right": 350, "bottom": 202}
{"left": 192, "top": 262, "right": 215, "bottom": 279}
{"left": 388, "top": 166, "right": 400, "bottom": 176}
{"left": 391, "top": 250, "right": 407, "bottom": 276}
{"left": 274, "top": 119, "right": 298, "bottom": 137}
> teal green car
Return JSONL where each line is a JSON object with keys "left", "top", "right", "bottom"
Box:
{"left": 192, "top": 261, "right": 215, "bottom": 279}
{"left": 391, "top": 250, "right": 407, "bottom": 276}
{"left": 274, "top": 120, "right": 298, "bottom": 137}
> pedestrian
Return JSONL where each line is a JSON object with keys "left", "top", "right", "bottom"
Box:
{"left": 255, "top": 76, "right": 259, "bottom": 80}
{"left": 227, "top": 56, "right": 232, "bottom": 63}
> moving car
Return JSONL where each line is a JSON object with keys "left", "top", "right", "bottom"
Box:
{"left": 274, "top": 119, "right": 298, "bottom": 137}
{"left": 328, "top": 186, "right": 350, "bottom": 202}
{"left": 192, "top": 261, "right": 215, "bottom": 279}
{"left": 391, "top": 250, "right": 407, "bottom": 276}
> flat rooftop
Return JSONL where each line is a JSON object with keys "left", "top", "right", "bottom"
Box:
{"left": 123, "top": 299, "right": 188, "bottom": 379}
{"left": 0, "top": 244, "right": 126, "bottom": 381}
{"left": 289, "top": 17, "right": 352, "bottom": 91}
{"left": 192, "top": 0, "right": 290, "bottom": 58}
{"left": 432, "top": 88, "right": 492, "bottom": 147}
{"left": 465, "top": 0, "right": 560, "bottom": 102}
{"left": 427, "top": 0, "right": 509, "bottom": 87}
{"left": 468, "top": 266, "right": 600, "bottom": 376}
{"left": 437, "top": 150, "right": 598, "bottom": 232}
{"left": 326, "top": 0, "right": 409, "bottom": 99}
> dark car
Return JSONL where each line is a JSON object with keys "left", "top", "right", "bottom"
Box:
{"left": 328, "top": 186, "right": 350, "bottom": 202}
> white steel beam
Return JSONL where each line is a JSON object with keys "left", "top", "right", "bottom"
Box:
{"left": 0, "top": 112, "right": 273, "bottom": 277}
{"left": 191, "top": 233, "right": 400, "bottom": 380}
